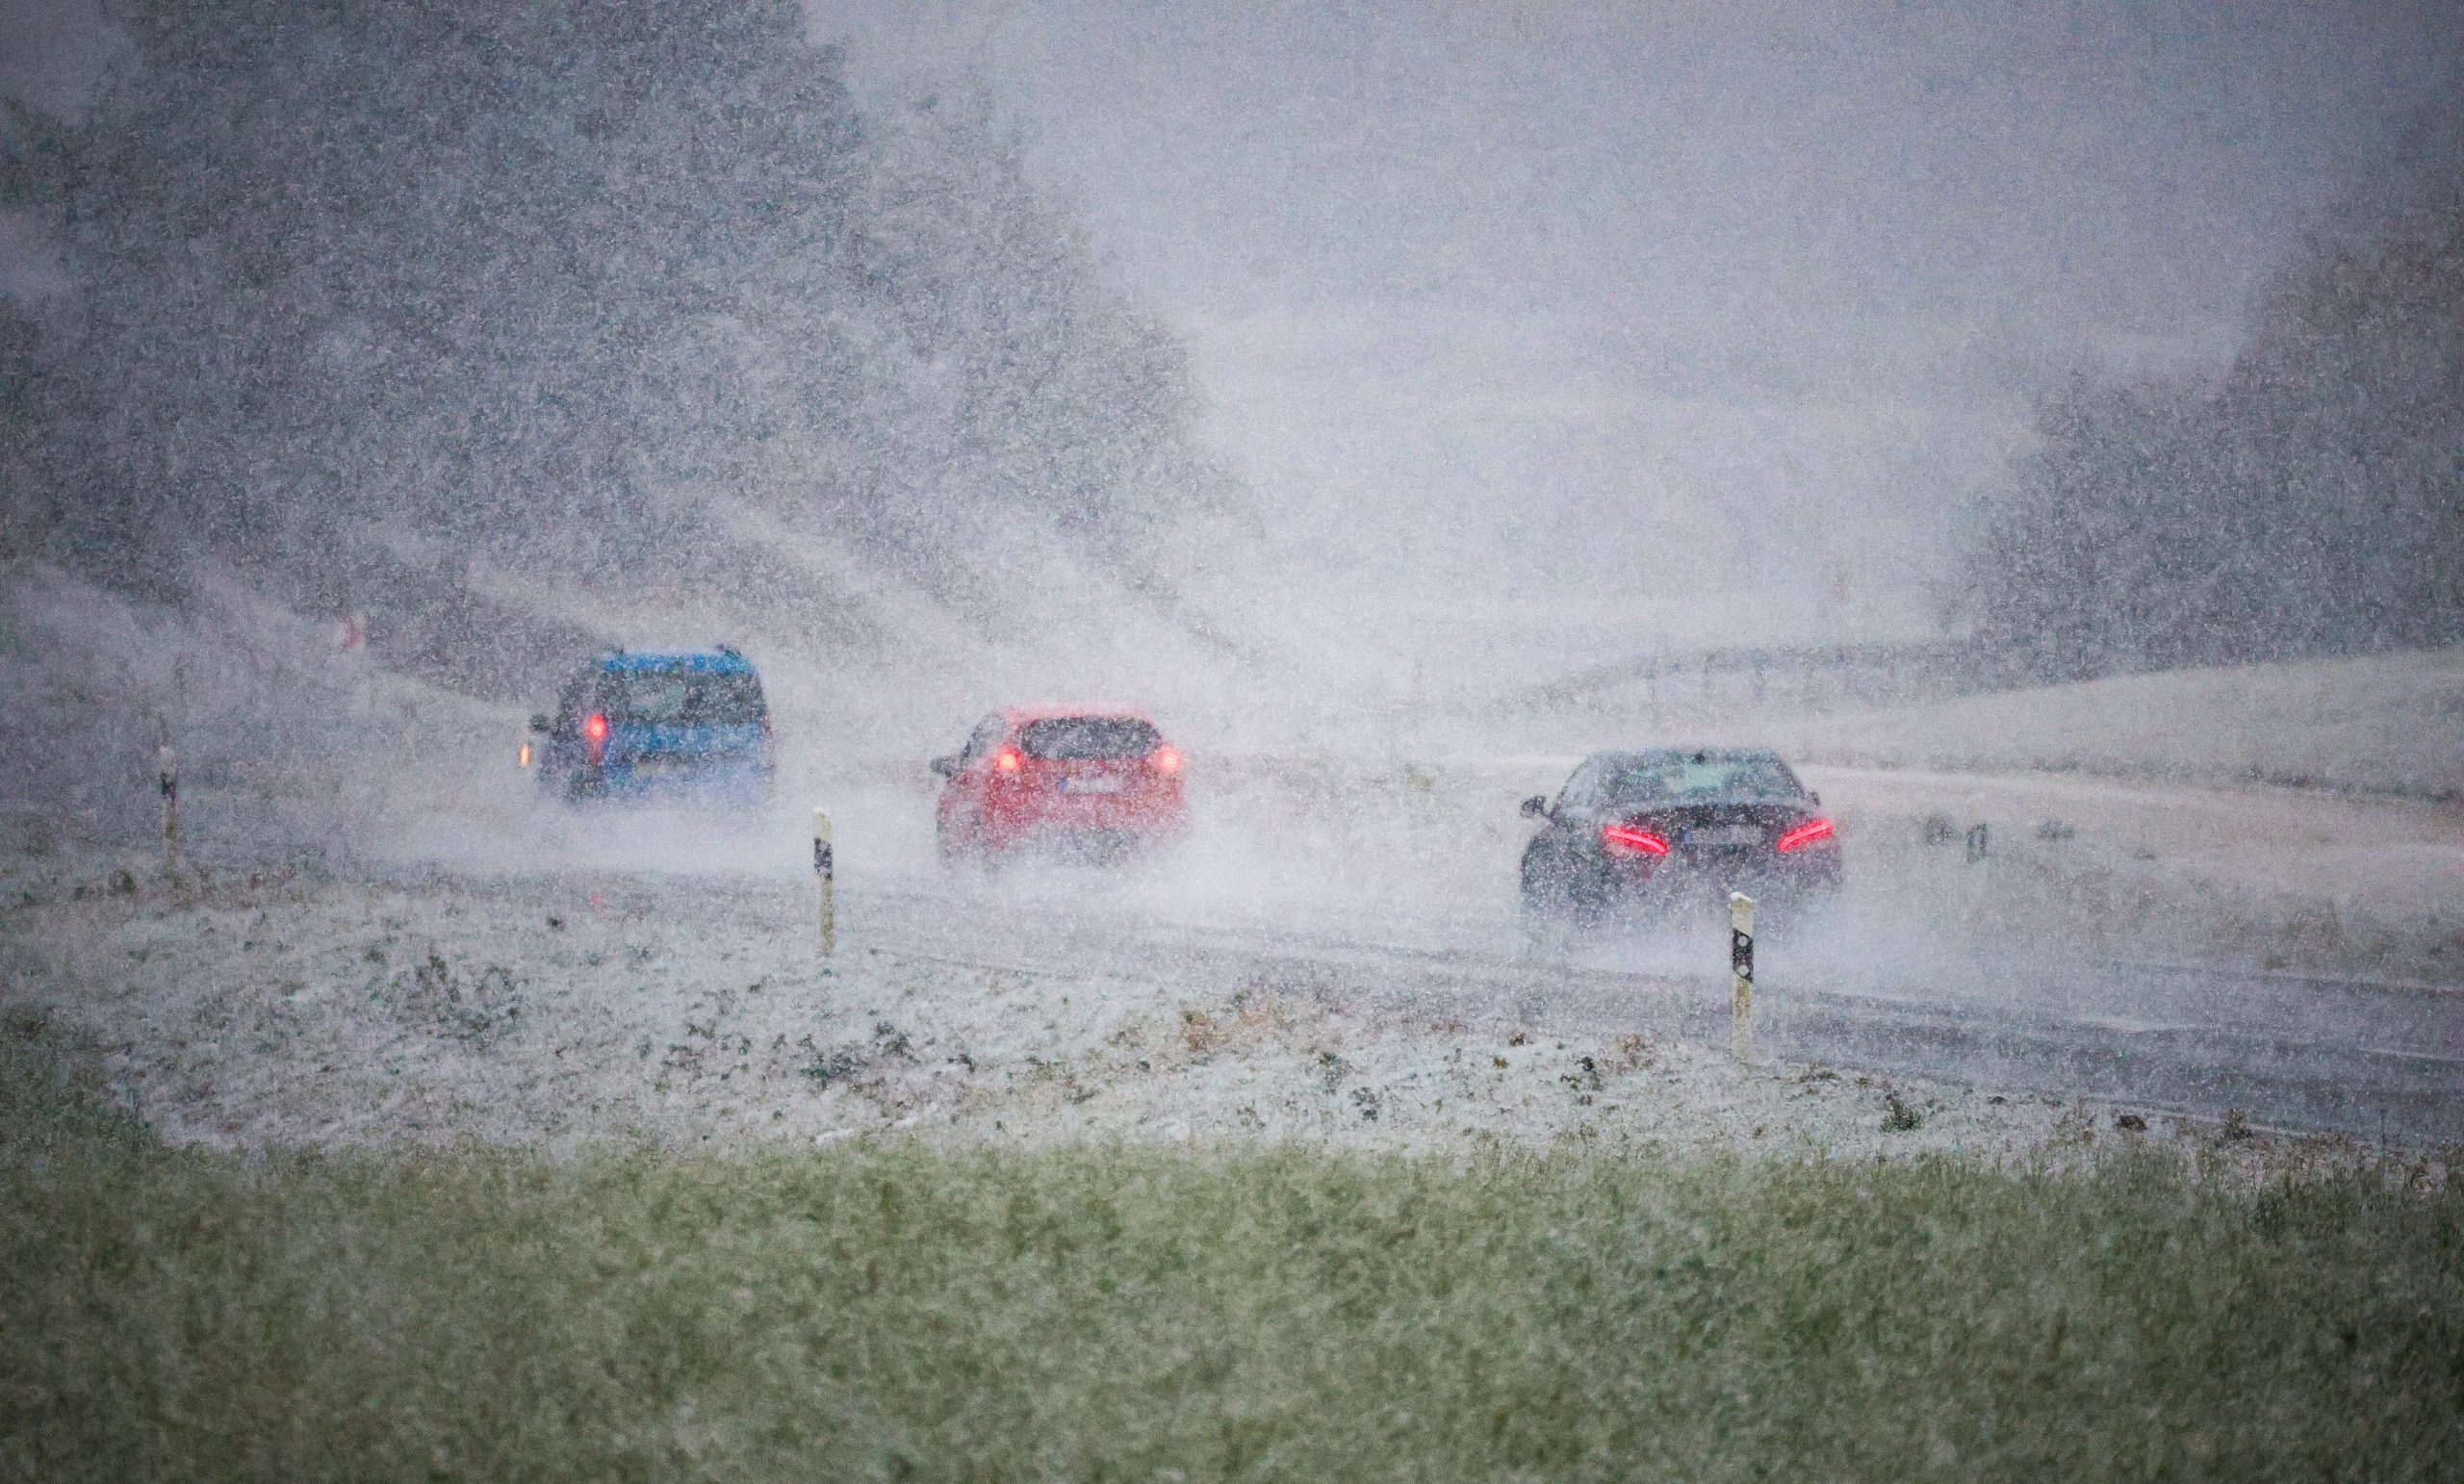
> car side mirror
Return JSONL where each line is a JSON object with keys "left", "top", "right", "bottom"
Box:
{"left": 929, "top": 755, "right": 959, "bottom": 780}
{"left": 1519, "top": 795, "right": 1551, "bottom": 820}
{"left": 528, "top": 714, "right": 552, "bottom": 733}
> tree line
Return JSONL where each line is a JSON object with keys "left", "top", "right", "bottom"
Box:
{"left": 1, "top": 0, "right": 1226, "bottom": 690}
{"left": 1957, "top": 111, "right": 2462, "bottom": 682}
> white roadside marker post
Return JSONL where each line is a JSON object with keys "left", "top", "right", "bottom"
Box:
{"left": 812, "top": 808, "right": 835, "bottom": 957}
{"left": 1729, "top": 890, "right": 1756, "bottom": 1064}
{"left": 156, "top": 744, "right": 182, "bottom": 882}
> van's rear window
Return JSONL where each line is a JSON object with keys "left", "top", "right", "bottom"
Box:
{"left": 599, "top": 672, "right": 767, "bottom": 726}
{"left": 1018, "top": 717, "right": 1161, "bottom": 760}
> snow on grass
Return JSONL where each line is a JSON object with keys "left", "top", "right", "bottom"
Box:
{"left": 0, "top": 847, "right": 2411, "bottom": 1174}
{"left": 1763, "top": 644, "right": 2464, "bottom": 801}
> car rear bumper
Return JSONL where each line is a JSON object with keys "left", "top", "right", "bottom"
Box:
{"left": 1609, "top": 847, "right": 1840, "bottom": 904}
{"left": 979, "top": 801, "right": 1187, "bottom": 851}
{"left": 575, "top": 757, "right": 773, "bottom": 802}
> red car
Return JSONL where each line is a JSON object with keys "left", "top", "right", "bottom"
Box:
{"left": 931, "top": 707, "right": 1188, "bottom": 864}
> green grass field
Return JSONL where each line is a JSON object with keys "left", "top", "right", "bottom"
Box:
{"left": 4, "top": 1014, "right": 2459, "bottom": 1481}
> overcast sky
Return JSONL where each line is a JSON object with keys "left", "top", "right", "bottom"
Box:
{"left": 823, "top": 0, "right": 2462, "bottom": 628}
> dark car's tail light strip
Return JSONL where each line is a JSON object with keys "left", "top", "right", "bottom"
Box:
{"left": 1775, "top": 818, "right": 1835, "bottom": 853}
{"left": 1601, "top": 823, "right": 1671, "bottom": 857}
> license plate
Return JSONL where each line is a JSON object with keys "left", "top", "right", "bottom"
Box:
{"left": 1689, "top": 826, "right": 1763, "bottom": 846}
{"left": 1058, "top": 776, "right": 1123, "bottom": 794}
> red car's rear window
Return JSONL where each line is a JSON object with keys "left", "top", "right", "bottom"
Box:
{"left": 1017, "top": 717, "right": 1161, "bottom": 761}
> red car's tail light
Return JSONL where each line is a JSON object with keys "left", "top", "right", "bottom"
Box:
{"left": 992, "top": 747, "right": 1023, "bottom": 774}
{"left": 1776, "top": 818, "right": 1835, "bottom": 853}
{"left": 1150, "top": 745, "right": 1182, "bottom": 774}
{"left": 1601, "top": 823, "right": 1670, "bottom": 858}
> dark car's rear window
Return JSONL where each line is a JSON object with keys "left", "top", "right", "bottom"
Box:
{"left": 1603, "top": 752, "right": 1801, "bottom": 804}
{"left": 599, "top": 671, "right": 767, "bottom": 726}
{"left": 1018, "top": 717, "right": 1161, "bottom": 760}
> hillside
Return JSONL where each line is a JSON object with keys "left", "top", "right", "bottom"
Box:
{"left": 1765, "top": 645, "right": 2464, "bottom": 801}
{"left": 0, "top": 0, "right": 1257, "bottom": 711}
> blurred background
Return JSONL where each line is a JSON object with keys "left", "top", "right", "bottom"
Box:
{"left": 2, "top": 0, "right": 2457, "bottom": 840}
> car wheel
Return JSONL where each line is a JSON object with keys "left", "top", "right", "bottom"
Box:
{"left": 939, "top": 817, "right": 1001, "bottom": 874}
{"left": 1519, "top": 907, "right": 1577, "bottom": 963}
{"left": 1518, "top": 847, "right": 1581, "bottom": 961}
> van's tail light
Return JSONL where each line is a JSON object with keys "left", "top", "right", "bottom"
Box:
{"left": 583, "top": 712, "right": 609, "bottom": 764}
{"left": 992, "top": 747, "right": 1023, "bottom": 774}
{"left": 1150, "top": 745, "right": 1183, "bottom": 774}
{"left": 1776, "top": 818, "right": 1835, "bottom": 853}
{"left": 1601, "top": 823, "right": 1670, "bottom": 858}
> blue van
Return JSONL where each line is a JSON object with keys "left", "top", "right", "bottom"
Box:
{"left": 527, "top": 649, "right": 774, "bottom": 804}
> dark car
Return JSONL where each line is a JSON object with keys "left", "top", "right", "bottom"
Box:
{"left": 526, "top": 649, "right": 773, "bottom": 805}
{"left": 1517, "top": 747, "right": 1839, "bottom": 940}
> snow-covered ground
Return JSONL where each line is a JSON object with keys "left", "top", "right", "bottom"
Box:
{"left": 1775, "top": 646, "right": 2460, "bottom": 801}
{"left": 4, "top": 848, "right": 2374, "bottom": 1177}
